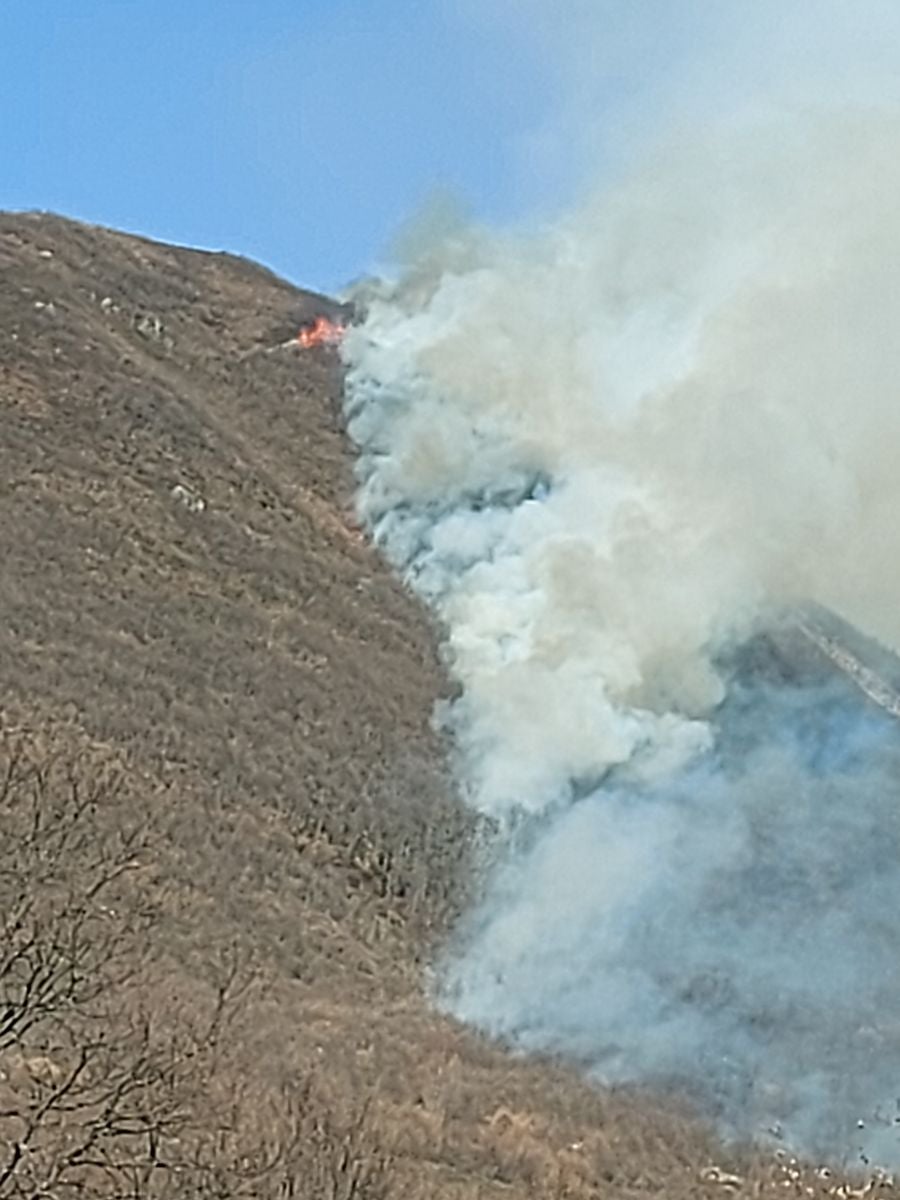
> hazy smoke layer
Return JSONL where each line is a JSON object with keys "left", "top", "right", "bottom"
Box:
{"left": 341, "top": 88, "right": 900, "bottom": 1162}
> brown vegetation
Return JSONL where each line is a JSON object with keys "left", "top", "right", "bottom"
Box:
{"left": 0, "top": 212, "right": 895, "bottom": 1197}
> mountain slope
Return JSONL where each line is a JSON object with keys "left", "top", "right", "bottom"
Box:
{"left": 0, "top": 212, "right": 880, "bottom": 1200}
{"left": 0, "top": 211, "right": 443, "bottom": 829}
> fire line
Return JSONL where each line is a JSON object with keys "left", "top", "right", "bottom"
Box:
{"left": 297, "top": 315, "right": 345, "bottom": 349}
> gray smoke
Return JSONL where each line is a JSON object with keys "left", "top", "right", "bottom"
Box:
{"left": 341, "top": 2, "right": 900, "bottom": 1166}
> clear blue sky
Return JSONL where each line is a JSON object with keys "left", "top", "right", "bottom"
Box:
{"left": 1, "top": 1, "right": 563, "bottom": 294}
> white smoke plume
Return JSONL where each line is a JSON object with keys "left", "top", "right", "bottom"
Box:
{"left": 341, "top": 2, "right": 900, "bottom": 1166}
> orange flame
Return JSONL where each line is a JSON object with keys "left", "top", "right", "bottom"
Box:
{"left": 298, "top": 315, "right": 345, "bottom": 349}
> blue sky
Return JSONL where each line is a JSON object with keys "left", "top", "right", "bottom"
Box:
{"left": 1, "top": 1, "right": 564, "bottom": 294}
{"left": 5, "top": 3, "right": 896, "bottom": 295}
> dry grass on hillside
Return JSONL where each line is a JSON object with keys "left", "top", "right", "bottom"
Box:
{"left": 1, "top": 213, "right": 898, "bottom": 1198}
{"left": 0, "top": 702, "right": 893, "bottom": 1198}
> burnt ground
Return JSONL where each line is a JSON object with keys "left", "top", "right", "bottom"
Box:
{"left": 0, "top": 211, "right": 892, "bottom": 1198}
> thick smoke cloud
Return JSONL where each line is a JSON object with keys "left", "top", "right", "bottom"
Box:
{"left": 342, "top": 2, "right": 900, "bottom": 1166}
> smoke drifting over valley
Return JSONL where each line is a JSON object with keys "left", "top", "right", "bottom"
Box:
{"left": 342, "top": 2, "right": 900, "bottom": 1166}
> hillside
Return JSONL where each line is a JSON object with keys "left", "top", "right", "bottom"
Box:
{"left": 0, "top": 212, "right": 885, "bottom": 1198}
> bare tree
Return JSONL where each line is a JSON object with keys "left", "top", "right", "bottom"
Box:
{"left": 0, "top": 724, "right": 397, "bottom": 1198}
{"left": 0, "top": 730, "right": 152, "bottom": 1054}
